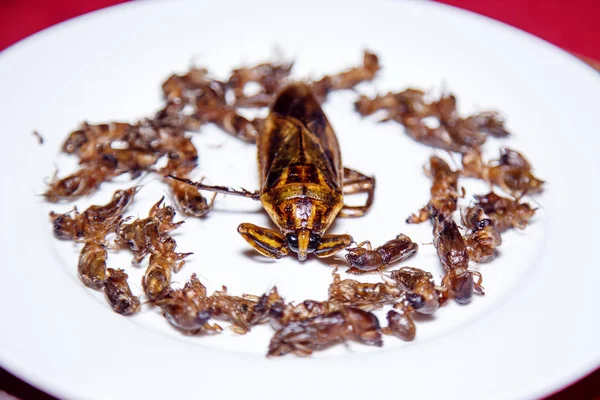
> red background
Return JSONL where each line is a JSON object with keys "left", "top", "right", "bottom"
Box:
{"left": 0, "top": 0, "right": 598, "bottom": 399}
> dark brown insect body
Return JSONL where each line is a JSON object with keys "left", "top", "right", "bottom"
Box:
{"left": 344, "top": 234, "right": 418, "bottom": 274}
{"left": 170, "top": 83, "right": 375, "bottom": 261}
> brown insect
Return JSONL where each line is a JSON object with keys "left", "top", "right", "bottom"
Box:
{"left": 228, "top": 60, "right": 294, "bottom": 108}
{"left": 156, "top": 274, "right": 221, "bottom": 333}
{"left": 355, "top": 89, "right": 509, "bottom": 153}
{"left": 472, "top": 191, "right": 537, "bottom": 232}
{"left": 462, "top": 148, "right": 544, "bottom": 196}
{"left": 267, "top": 306, "right": 382, "bottom": 357}
{"left": 328, "top": 268, "right": 403, "bottom": 309}
{"left": 104, "top": 268, "right": 141, "bottom": 315}
{"left": 407, "top": 155, "right": 461, "bottom": 224}
{"left": 169, "top": 83, "right": 376, "bottom": 261}
{"left": 344, "top": 234, "right": 418, "bottom": 274}
{"left": 461, "top": 206, "right": 503, "bottom": 263}
{"left": 379, "top": 267, "right": 441, "bottom": 341}
{"left": 78, "top": 242, "right": 108, "bottom": 290}
{"left": 433, "top": 216, "right": 484, "bottom": 304}
{"left": 388, "top": 267, "right": 440, "bottom": 315}
{"left": 311, "top": 51, "right": 380, "bottom": 101}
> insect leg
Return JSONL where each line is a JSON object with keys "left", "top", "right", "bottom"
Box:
{"left": 339, "top": 167, "right": 376, "bottom": 218}
{"left": 238, "top": 223, "right": 290, "bottom": 258}
{"left": 314, "top": 234, "right": 353, "bottom": 258}
{"left": 167, "top": 176, "right": 260, "bottom": 200}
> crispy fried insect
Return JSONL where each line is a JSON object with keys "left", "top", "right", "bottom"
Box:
{"left": 389, "top": 267, "right": 440, "bottom": 315}
{"left": 311, "top": 50, "right": 380, "bottom": 100}
{"left": 433, "top": 216, "right": 484, "bottom": 304}
{"left": 407, "top": 156, "right": 461, "bottom": 223}
{"left": 104, "top": 268, "right": 141, "bottom": 315}
{"left": 156, "top": 274, "right": 221, "bottom": 333}
{"left": 78, "top": 242, "right": 107, "bottom": 289}
{"left": 382, "top": 309, "right": 416, "bottom": 341}
{"left": 44, "top": 166, "right": 115, "bottom": 202}
{"left": 461, "top": 206, "right": 503, "bottom": 263}
{"left": 355, "top": 90, "right": 509, "bottom": 153}
{"left": 328, "top": 268, "right": 403, "bottom": 309}
{"left": 115, "top": 198, "right": 187, "bottom": 262}
{"left": 269, "top": 299, "right": 343, "bottom": 330}
{"left": 344, "top": 234, "right": 418, "bottom": 274}
{"left": 228, "top": 60, "right": 294, "bottom": 108}
{"left": 267, "top": 306, "right": 382, "bottom": 357}
{"left": 171, "top": 178, "right": 216, "bottom": 217}
{"left": 142, "top": 253, "right": 173, "bottom": 301}
{"left": 205, "top": 287, "right": 266, "bottom": 334}
{"left": 49, "top": 187, "right": 138, "bottom": 242}
{"left": 472, "top": 191, "right": 536, "bottom": 232}
{"left": 462, "top": 148, "right": 544, "bottom": 196}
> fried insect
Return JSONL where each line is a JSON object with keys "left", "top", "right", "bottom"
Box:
{"left": 389, "top": 267, "right": 440, "bottom": 315}
{"left": 78, "top": 242, "right": 108, "bottom": 289}
{"left": 328, "top": 268, "right": 403, "bottom": 309}
{"left": 379, "top": 267, "right": 441, "bottom": 341}
{"left": 383, "top": 309, "right": 416, "bottom": 341}
{"left": 344, "top": 234, "right": 418, "bottom": 274}
{"left": 156, "top": 274, "right": 221, "bottom": 333}
{"left": 50, "top": 187, "right": 138, "bottom": 242}
{"left": 115, "top": 197, "right": 186, "bottom": 263}
{"left": 45, "top": 166, "right": 115, "bottom": 202}
{"left": 311, "top": 50, "right": 380, "bottom": 100}
{"left": 433, "top": 216, "right": 484, "bottom": 304}
{"left": 407, "top": 156, "right": 461, "bottom": 224}
{"left": 462, "top": 148, "right": 544, "bottom": 196}
{"left": 228, "top": 60, "right": 294, "bottom": 107}
{"left": 170, "top": 83, "right": 376, "bottom": 261}
{"left": 472, "top": 191, "right": 536, "bottom": 232}
{"left": 461, "top": 206, "right": 502, "bottom": 263}
{"left": 267, "top": 306, "right": 382, "bottom": 357}
{"left": 205, "top": 287, "right": 267, "bottom": 334}
{"left": 355, "top": 89, "right": 509, "bottom": 153}
{"left": 142, "top": 253, "right": 174, "bottom": 301}
{"left": 104, "top": 268, "right": 141, "bottom": 315}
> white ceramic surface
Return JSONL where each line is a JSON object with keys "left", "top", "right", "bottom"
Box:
{"left": 0, "top": 0, "right": 599, "bottom": 399}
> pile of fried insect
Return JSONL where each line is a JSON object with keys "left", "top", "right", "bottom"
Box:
{"left": 45, "top": 50, "right": 543, "bottom": 357}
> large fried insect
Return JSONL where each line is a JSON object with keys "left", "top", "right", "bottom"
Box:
{"left": 433, "top": 216, "right": 484, "bottom": 304}
{"left": 267, "top": 306, "right": 382, "bottom": 357}
{"left": 462, "top": 148, "right": 544, "bottom": 196}
{"left": 461, "top": 206, "right": 503, "bottom": 263}
{"left": 78, "top": 242, "right": 108, "bottom": 289}
{"left": 355, "top": 89, "right": 509, "bottom": 153}
{"left": 407, "top": 155, "right": 461, "bottom": 224}
{"left": 472, "top": 191, "right": 536, "bottom": 232}
{"left": 169, "top": 83, "right": 376, "bottom": 261}
{"left": 344, "top": 234, "right": 418, "bottom": 274}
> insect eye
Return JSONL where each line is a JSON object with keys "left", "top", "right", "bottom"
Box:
{"left": 286, "top": 233, "right": 299, "bottom": 252}
{"left": 308, "top": 233, "right": 321, "bottom": 252}
{"left": 406, "top": 293, "right": 425, "bottom": 310}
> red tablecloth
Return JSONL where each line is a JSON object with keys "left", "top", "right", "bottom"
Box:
{"left": 0, "top": 1, "right": 598, "bottom": 399}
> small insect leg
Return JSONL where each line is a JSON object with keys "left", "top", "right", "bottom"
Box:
{"left": 339, "top": 167, "right": 376, "bottom": 218}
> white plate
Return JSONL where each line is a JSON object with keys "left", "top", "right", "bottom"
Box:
{"left": 1, "top": 0, "right": 599, "bottom": 399}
